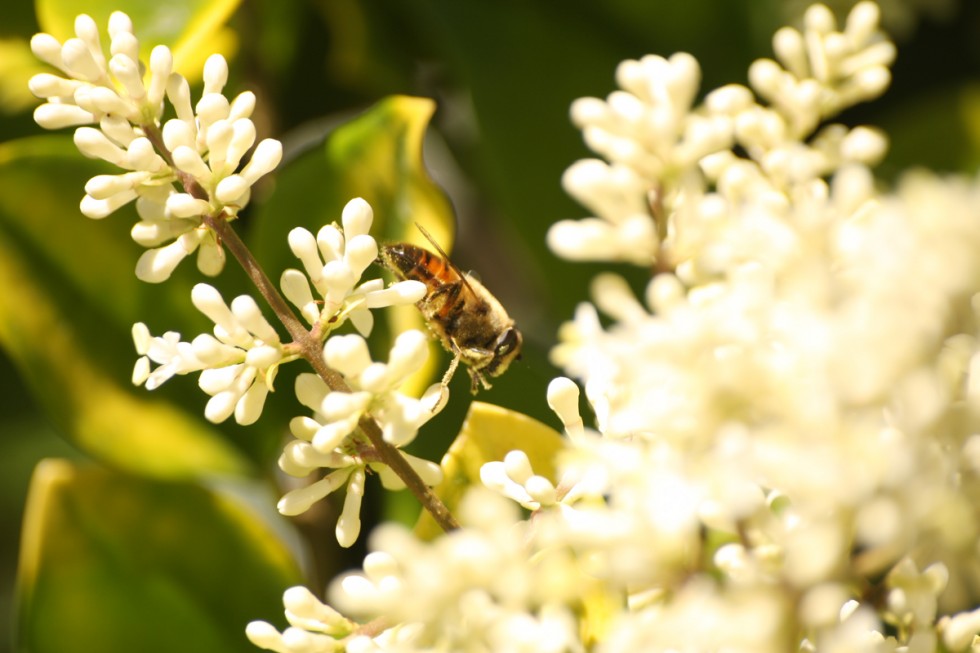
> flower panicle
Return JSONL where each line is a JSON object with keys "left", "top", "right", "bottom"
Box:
{"left": 277, "top": 329, "right": 447, "bottom": 547}
{"left": 132, "top": 198, "right": 430, "bottom": 432}
{"left": 248, "top": 3, "right": 980, "bottom": 653}
{"left": 280, "top": 198, "right": 426, "bottom": 338}
{"left": 132, "top": 282, "right": 287, "bottom": 425}
{"left": 548, "top": 1, "right": 894, "bottom": 269}
{"left": 28, "top": 12, "right": 282, "bottom": 282}
{"left": 250, "top": 490, "right": 585, "bottom": 653}
{"left": 480, "top": 377, "right": 590, "bottom": 512}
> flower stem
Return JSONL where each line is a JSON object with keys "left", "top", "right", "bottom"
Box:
{"left": 206, "top": 215, "right": 460, "bottom": 532}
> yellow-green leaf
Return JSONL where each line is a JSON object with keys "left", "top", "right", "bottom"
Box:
{"left": 325, "top": 95, "right": 455, "bottom": 249}
{"left": 414, "top": 401, "right": 566, "bottom": 540}
{"left": 0, "top": 37, "right": 45, "bottom": 114}
{"left": 34, "top": 0, "right": 241, "bottom": 81}
{"left": 250, "top": 95, "right": 454, "bottom": 253}
{"left": 16, "top": 459, "right": 302, "bottom": 653}
{"left": 0, "top": 137, "right": 251, "bottom": 478}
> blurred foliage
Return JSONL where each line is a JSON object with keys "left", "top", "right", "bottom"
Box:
{"left": 34, "top": 0, "right": 242, "bottom": 77}
{"left": 0, "top": 137, "right": 255, "bottom": 479}
{"left": 2, "top": 0, "right": 979, "bottom": 651}
{"left": 17, "top": 460, "right": 302, "bottom": 652}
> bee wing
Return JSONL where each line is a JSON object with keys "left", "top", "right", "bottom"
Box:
{"left": 415, "top": 222, "right": 480, "bottom": 298}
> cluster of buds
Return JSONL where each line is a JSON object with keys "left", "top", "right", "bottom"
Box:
{"left": 29, "top": 12, "right": 281, "bottom": 281}
{"left": 277, "top": 330, "right": 447, "bottom": 546}
{"left": 131, "top": 198, "right": 428, "bottom": 429}
{"left": 547, "top": 1, "right": 895, "bottom": 273}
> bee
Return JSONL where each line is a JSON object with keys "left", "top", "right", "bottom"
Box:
{"left": 378, "top": 225, "right": 522, "bottom": 394}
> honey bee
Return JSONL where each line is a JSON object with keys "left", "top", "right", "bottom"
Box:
{"left": 379, "top": 225, "right": 522, "bottom": 394}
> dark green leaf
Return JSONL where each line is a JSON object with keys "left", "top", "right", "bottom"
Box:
{"left": 16, "top": 459, "right": 303, "bottom": 653}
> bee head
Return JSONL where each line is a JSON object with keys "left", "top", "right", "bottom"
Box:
{"left": 377, "top": 243, "right": 415, "bottom": 280}
{"left": 486, "top": 326, "right": 523, "bottom": 377}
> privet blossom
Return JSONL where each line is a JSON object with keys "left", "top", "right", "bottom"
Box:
{"left": 29, "top": 12, "right": 281, "bottom": 282}
{"left": 278, "top": 330, "right": 446, "bottom": 546}
{"left": 250, "top": 3, "right": 980, "bottom": 652}
{"left": 132, "top": 198, "right": 427, "bottom": 428}
{"left": 29, "top": 14, "right": 441, "bottom": 550}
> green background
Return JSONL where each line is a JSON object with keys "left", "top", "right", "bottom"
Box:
{"left": 2, "top": 0, "right": 980, "bottom": 650}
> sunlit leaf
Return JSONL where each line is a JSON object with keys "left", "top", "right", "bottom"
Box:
{"left": 0, "top": 137, "right": 251, "bottom": 477}
{"left": 0, "top": 38, "right": 45, "bottom": 114}
{"left": 414, "top": 401, "right": 565, "bottom": 540}
{"left": 250, "top": 95, "right": 454, "bottom": 265}
{"left": 16, "top": 459, "right": 302, "bottom": 653}
{"left": 34, "top": 0, "right": 241, "bottom": 81}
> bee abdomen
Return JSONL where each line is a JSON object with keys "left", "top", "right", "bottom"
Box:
{"left": 380, "top": 243, "right": 452, "bottom": 285}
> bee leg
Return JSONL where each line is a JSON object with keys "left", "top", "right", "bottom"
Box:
{"left": 441, "top": 350, "right": 462, "bottom": 386}
{"left": 429, "top": 280, "right": 462, "bottom": 299}
{"left": 466, "top": 368, "right": 492, "bottom": 395}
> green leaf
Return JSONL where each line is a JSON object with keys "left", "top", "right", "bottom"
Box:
{"left": 248, "top": 95, "right": 456, "bottom": 393}
{"left": 250, "top": 95, "right": 455, "bottom": 266}
{"left": 0, "top": 37, "right": 46, "bottom": 114}
{"left": 34, "top": 0, "right": 242, "bottom": 80}
{"left": 16, "top": 459, "right": 303, "bottom": 653}
{"left": 414, "top": 401, "right": 566, "bottom": 540}
{"left": 0, "top": 137, "right": 251, "bottom": 478}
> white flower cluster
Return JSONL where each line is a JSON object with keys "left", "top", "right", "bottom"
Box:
{"left": 280, "top": 198, "right": 426, "bottom": 337}
{"left": 133, "top": 198, "right": 426, "bottom": 429}
{"left": 249, "top": 490, "right": 584, "bottom": 653}
{"left": 276, "top": 329, "right": 446, "bottom": 546}
{"left": 28, "top": 12, "right": 282, "bottom": 282}
{"left": 547, "top": 1, "right": 894, "bottom": 272}
{"left": 542, "top": 1, "right": 980, "bottom": 651}
{"left": 782, "top": 0, "right": 958, "bottom": 38}
{"left": 133, "top": 283, "right": 287, "bottom": 425}
{"left": 246, "top": 586, "right": 355, "bottom": 653}
{"left": 251, "top": 3, "right": 980, "bottom": 652}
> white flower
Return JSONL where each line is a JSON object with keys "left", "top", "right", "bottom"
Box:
{"left": 548, "top": 1, "right": 893, "bottom": 271}
{"left": 479, "top": 377, "right": 595, "bottom": 514}
{"left": 246, "top": 586, "right": 354, "bottom": 652}
{"left": 258, "top": 518, "right": 587, "bottom": 652}
{"left": 29, "top": 12, "right": 283, "bottom": 282}
{"left": 276, "top": 330, "right": 445, "bottom": 545}
{"left": 279, "top": 198, "right": 426, "bottom": 336}
{"left": 542, "top": 4, "right": 980, "bottom": 651}
{"left": 325, "top": 490, "right": 586, "bottom": 652}
{"left": 941, "top": 605, "right": 980, "bottom": 652}
{"left": 133, "top": 283, "right": 287, "bottom": 425}
{"left": 480, "top": 449, "right": 559, "bottom": 511}
{"left": 751, "top": 3, "right": 895, "bottom": 137}
{"left": 883, "top": 559, "right": 949, "bottom": 632}
{"left": 596, "top": 578, "right": 787, "bottom": 653}
{"left": 30, "top": 13, "right": 157, "bottom": 129}
{"left": 131, "top": 322, "right": 209, "bottom": 390}
{"left": 547, "top": 52, "right": 711, "bottom": 266}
